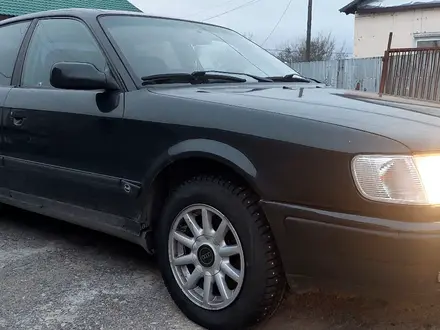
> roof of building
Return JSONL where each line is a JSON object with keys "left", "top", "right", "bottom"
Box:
{"left": 340, "top": 0, "right": 440, "bottom": 14}
{"left": 0, "top": 0, "right": 140, "bottom": 17}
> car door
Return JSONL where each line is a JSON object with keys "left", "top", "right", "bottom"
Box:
{"left": 0, "top": 20, "right": 32, "bottom": 191}
{"left": 2, "top": 17, "right": 138, "bottom": 219}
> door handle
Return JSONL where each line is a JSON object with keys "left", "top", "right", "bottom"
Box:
{"left": 12, "top": 117, "right": 24, "bottom": 127}
{"left": 10, "top": 110, "right": 26, "bottom": 127}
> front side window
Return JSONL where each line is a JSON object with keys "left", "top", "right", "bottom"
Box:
{"left": 0, "top": 21, "right": 30, "bottom": 86}
{"left": 22, "top": 18, "right": 107, "bottom": 88}
{"left": 99, "top": 15, "right": 298, "bottom": 81}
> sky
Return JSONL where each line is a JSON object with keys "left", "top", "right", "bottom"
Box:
{"left": 129, "top": 0, "right": 355, "bottom": 54}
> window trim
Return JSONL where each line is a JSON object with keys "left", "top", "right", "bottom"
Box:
{"left": 97, "top": 14, "right": 145, "bottom": 89}
{"left": 415, "top": 37, "right": 440, "bottom": 48}
{"left": 413, "top": 32, "right": 440, "bottom": 48}
{"left": 0, "top": 19, "right": 34, "bottom": 87}
{"left": 11, "top": 19, "right": 37, "bottom": 87}
{"left": 16, "top": 16, "right": 125, "bottom": 91}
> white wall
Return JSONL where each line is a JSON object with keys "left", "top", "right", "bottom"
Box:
{"left": 354, "top": 7, "right": 440, "bottom": 58}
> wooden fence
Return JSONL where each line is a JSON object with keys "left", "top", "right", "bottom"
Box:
{"left": 379, "top": 32, "right": 440, "bottom": 102}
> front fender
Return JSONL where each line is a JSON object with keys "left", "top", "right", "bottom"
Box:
{"left": 168, "top": 139, "right": 257, "bottom": 176}
{"left": 143, "top": 138, "right": 258, "bottom": 194}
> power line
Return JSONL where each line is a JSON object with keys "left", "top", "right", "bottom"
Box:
{"left": 261, "top": 0, "right": 293, "bottom": 46}
{"left": 202, "top": 0, "right": 264, "bottom": 21}
{"left": 186, "top": 0, "right": 237, "bottom": 19}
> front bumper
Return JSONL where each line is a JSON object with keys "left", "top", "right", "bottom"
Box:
{"left": 261, "top": 200, "right": 440, "bottom": 297}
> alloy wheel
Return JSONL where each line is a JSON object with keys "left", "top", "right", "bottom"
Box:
{"left": 168, "top": 204, "right": 245, "bottom": 310}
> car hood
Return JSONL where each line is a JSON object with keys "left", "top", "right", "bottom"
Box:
{"left": 150, "top": 84, "right": 440, "bottom": 152}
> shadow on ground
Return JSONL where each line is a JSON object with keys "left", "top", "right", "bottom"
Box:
{"left": 0, "top": 205, "right": 153, "bottom": 269}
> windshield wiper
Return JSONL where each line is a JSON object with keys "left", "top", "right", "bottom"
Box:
{"left": 303, "top": 76, "right": 322, "bottom": 83}
{"left": 193, "top": 70, "right": 273, "bottom": 82}
{"left": 266, "top": 74, "right": 313, "bottom": 83}
{"left": 141, "top": 72, "right": 247, "bottom": 85}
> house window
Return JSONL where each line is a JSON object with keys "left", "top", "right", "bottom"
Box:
{"left": 414, "top": 33, "right": 440, "bottom": 48}
{"left": 417, "top": 39, "right": 440, "bottom": 48}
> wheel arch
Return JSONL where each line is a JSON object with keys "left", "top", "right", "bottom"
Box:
{"left": 141, "top": 139, "right": 261, "bottom": 235}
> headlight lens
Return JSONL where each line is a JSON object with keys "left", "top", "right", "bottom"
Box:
{"left": 352, "top": 154, "right": 440, "bottom": 205}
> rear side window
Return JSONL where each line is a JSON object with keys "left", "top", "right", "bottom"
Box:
{"left": 0, "top": 21, "right": 30, "bottom": 86}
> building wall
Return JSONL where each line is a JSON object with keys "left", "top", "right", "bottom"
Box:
{"left": 354, "top": 7, "right": 440, "bottom": 58}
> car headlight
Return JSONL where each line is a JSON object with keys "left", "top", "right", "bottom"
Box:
{"left": 351, "top": 154, "right": 440, "bottom": 205}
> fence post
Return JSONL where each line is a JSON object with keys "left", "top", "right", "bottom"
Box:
{"left": 336, "top": 59, "right": 345, "bottom": 89}
{"left": 379, "top": 32, "right": 393, "bottom": 96}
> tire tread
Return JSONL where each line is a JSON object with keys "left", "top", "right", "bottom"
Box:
{"left": 173, "top": 174, "right": 286, "bottom": 328}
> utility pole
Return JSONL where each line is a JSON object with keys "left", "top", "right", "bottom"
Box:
{"left": 305, "top": 0, "right": 312, "bottom": 61}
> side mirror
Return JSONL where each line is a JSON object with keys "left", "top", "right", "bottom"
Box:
{"left": 50, "top": 62, "right": 119, "bottom": 91}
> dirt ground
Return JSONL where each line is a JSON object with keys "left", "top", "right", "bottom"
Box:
{"left": 265, "top": 292, "right": 440, "bottom": 330}
{"left": 1, "top": 205, "right": 440, "bottom": 330}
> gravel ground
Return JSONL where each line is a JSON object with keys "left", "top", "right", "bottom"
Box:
{"left": 1, "top": 205, "right": 440, "bottom": 330}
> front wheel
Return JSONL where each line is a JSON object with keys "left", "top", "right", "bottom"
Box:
{"left": 155, "top": 176, "right": 285, "bottom": 329}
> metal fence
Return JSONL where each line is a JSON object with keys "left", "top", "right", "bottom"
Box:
{"left": 290, "top": 57, "right": 383, "bottom": 93}
{"left": 380, "top": 48, "right": 440, "bottom": 101}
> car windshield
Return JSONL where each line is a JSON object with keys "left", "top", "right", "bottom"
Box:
{"left": 99, "top": 15, "right": 300, "bottom": 83}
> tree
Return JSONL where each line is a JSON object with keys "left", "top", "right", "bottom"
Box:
{"left": 276, "top": 32, "right": 347, "bottom": 63}
{"left": 333, "top": 41, "right": 349, "bottom": 60}
{"left": 277, "top": 46, "right": 295, "bottom": 65}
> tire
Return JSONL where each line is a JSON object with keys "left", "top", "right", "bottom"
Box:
{"left": 155, "top": 175, "right": 286, "bottom": 329}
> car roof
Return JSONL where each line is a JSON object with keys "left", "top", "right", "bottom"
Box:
{"left": 0, "top": 8, "right": 229, "bottom": 31}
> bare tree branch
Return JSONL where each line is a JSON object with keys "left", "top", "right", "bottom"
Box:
{"left": 334, "top": 40, "right": 349, "bottom": 60}
{"left": 276, "top": 32, "right": 347, "bottom": 63}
